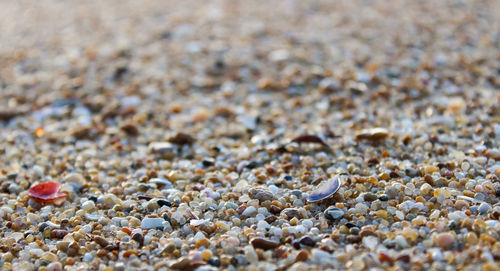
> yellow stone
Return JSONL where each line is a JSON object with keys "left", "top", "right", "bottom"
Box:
{"left": 339, "top": 225, "right": 349, "bottom": 234}
{"left": 483, "top": 262, "right": 499, "bottom": 271}
{"left": 424, "top": 166, "right": 439, "bottom": 174}
{"left": 378, "top": 172, "right": 389, "bottom": 181}
{"left": 464, "top": 232, "right": 478, "bottom": 245}
{"left": 290, "top": 217, "right": 298, "bottom": 226}
{"left": 376, "top": 210, "right": 388, "bottom": 220}
{"left": 195, "top": 238, "right": 210, "bottom": 248}
{"left": 201, "top": 249, "right": 213, "bottom": 261}
{"left": 402, "top": 228, "right": 418, "bottom": 242}
{"left": 412, "top": 215, "right": 427, "bottom": 226}
{"left": 215, "top": 221, "right": 230, "bottom": 231}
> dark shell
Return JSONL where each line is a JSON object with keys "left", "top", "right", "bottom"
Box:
{"left": 307, "top": 177, "right": 341, "bottom": 202}
{"left": 291, "top": 135, "right": 328, "bottom": 147}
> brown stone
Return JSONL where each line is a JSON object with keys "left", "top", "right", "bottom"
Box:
{"left": 295, "top": 250, "right": 309, "bottom": 262}
{"left": 250, "top": 238, "right": 280, "bottom": 250}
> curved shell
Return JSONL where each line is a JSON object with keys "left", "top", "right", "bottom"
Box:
{"left": 307, "top": 176, "right": 342, "bottom": 202}
{"left": 28, "top": 182, "right": 67, "bottom": 202}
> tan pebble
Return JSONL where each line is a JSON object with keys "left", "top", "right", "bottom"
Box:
{"left": 195, "top": 238, "right": 211, "bottom": 248}
{"left": 464, "top": 232, "right": 478, "bottom": 245}
{"left": 295, "top": 249, "right": 309, "bottom": 262}
{"left": 201, "top": 249, "right": 213, "bottom": 261}
{"left": 376, "top": 210, "right": 388, "bottom": 220}
{"left": 359, "top": 226, "right": 376, "bottom": 238}
{"left": 41, "top": 252, "right": 58, "bottom": 262}
{"left": 483, "top": 262, "right": 500, "bottom": 271}
{"left": 402, "top": 228, "right": 418, "bottom": 242}
{"left": 436, "top": 232, "right": 455, "bottom": 249}
{"left": 65, "top": 257, "right": 75, "bottom": 266}
{"left": 424, "top": 166, "right": 439, "bottom": 174}
{"left": 412, "top": 215, "right": 427, "bottom": 226}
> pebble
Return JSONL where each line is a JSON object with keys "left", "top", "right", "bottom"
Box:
{"left": 324, "top": 207, "right": 344, "bottom": 220}
{"left": 1, "top": 2, "right": 499, "bottom": 270}
{"left": 250, "top": 238, "right": 280, "bottom": 250}
{"left": 141, "top": 218, "right": 164, "bottom": 230}
{"left": 478, "top": 203, "right": 491, "bottom": 214}
{"left": 248, "top": 187, "right": 275, "bottom": 202}
{"left": 436, "top": 232, "right": 455, "bottom": 249}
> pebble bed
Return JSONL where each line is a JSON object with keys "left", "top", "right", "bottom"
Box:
{"left": 1, "top": 0, "right": 500, "bottom": 270}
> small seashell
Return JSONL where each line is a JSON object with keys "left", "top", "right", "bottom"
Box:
{"left": 355, "top": 128, "right": 389, "bottom": 141}
{"left": 28, "top": 182, "right": 67, "bottom": 203}
{"left": 291, "top": 134, "right": 329, "bottom": 148}
{"left": 307, "top": 176, "right": 342, "bottom": 202}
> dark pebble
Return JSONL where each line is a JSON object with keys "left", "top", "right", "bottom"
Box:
{"left": 202, "top": 158, "right": 215, "bottom": 167}
{"left": 245, "top": 161, "right": 258, "bottom": 169}
{"left": 157, "top": 199, "right": 171, "bottom": 207}
{"left": 299, "top": 236, "right": 316, "bottom": 247}
{"left": 284, "top": 175, "right": 293, "bottom": 181}
{"left": 208, "top": 257, "right": 220, "bottom": 267}
{"left": 50, "top": 230, "right": 68, "bottom": 239}
{"left": 264, "top": 215, "right": 278, "bottom": 224}
{"left": 448, "top": 220, "right": 457, "bottom": 230}
{"left": 345, "top": 222, "right": 356, "bottom": 228}
{"left": 250, "top": 238, "right": 280, "bottom": 250}
{"left": 379, "top": 195, "right": 389, "bottom": 201}
{"left": 396, "top": 254, "right": 410, "bottom": 263}
{"left": 346, "top": 235, "right": 361, "bottom": 243}
{"left": 324, "top": 207, "right": 344, "bottom": 220}
{"left": 38, "top": 222, "right": 50, "bottom": 233}
{"left": 94, "top": 236, "right": 109, "bottom": 248}
{"left": 363, "top": 193, "right": 378, "bottom": 202}
{"left": 349, "top": 227, "right": 360, "bottom": 235}
{"left": 163, "top": 213, "right": 171, "bottom": 223}
{"left": 132, "top": 232, "right": 144, "bottom": 246}
{"left": 270, "top": 205, "right": 282, "bottom": 214}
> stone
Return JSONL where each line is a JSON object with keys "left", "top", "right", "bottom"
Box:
{"left": 248, "top": 187, "right": 275, "bottom": 202}
{"left": 324, "top": 207, "right": 344, "bottom": 220}
{"left": 250, "top": 238, "right": 280, "bottom": 250}
{"left": 436, "top": 232, "right": 455, "bottom": 249}
{"left": 141, "top": 217, "right": 164, "bottom": 230}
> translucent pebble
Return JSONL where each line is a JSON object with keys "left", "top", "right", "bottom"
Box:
{"left": 242, "top": 206, "right": 257, "bottom": 216}
{"left": 257, "top": 220, "right": 270, "bottom": 231}
{"left": 302, "top": 219, "right": 313, "bottom": 229}
{"left": 394, "top": 235, "right": 408, "bottom": 248}
{"left": 396, "top": 211, "right": 405, "bottom": 220}
{"left": 355, "top": 203, "right": 369, "bottom": 214}
{"left": 362, "top": 236, "right": 378, "bottom": 250}
{"left": 244, "top": 245, "right": 259, "bottom": 263}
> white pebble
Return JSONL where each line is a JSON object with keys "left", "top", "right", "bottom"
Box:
{"left": 242, "top": 206, "right": 257, "bottom": 216}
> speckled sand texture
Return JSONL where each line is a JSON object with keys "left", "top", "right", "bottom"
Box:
{"left": 0, "top": 0, "right": 500, "bottom": 270}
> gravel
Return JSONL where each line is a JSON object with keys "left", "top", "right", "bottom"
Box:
{"left": 0, "top": 0, "right": 499, "bottom": 270}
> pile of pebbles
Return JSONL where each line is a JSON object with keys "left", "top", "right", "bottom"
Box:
{"left": 0, "top": 0, "right": 499, "bottom": 270}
